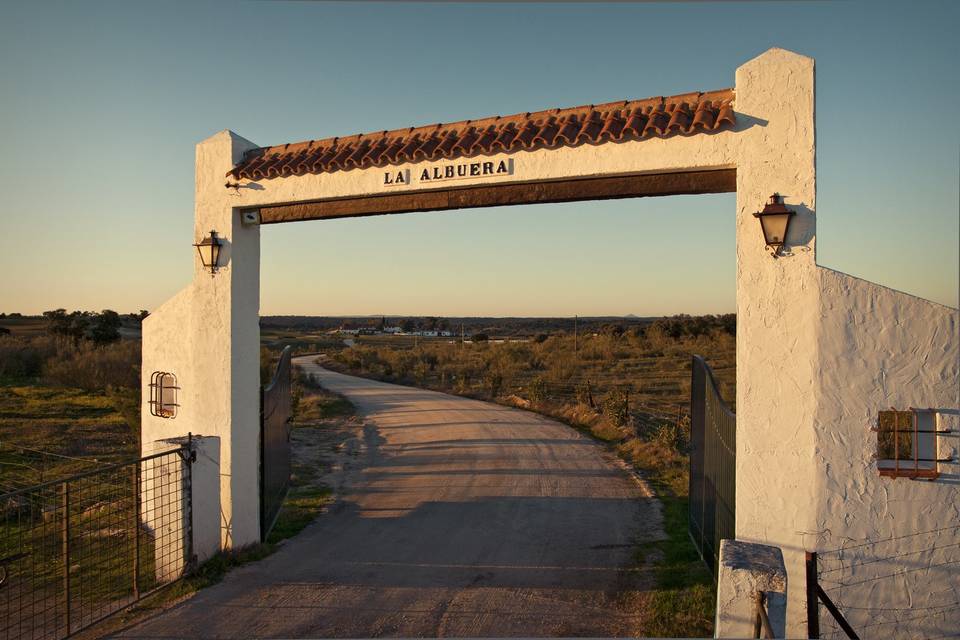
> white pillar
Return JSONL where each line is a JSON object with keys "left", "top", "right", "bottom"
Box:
{"left": 141, "top": 439, "right": 190, "bottom": 583}
{"left": 187, "top": 435, "right": 222, "bottom": 563}
{"left": 732, "top": 48, "right": 819, "bottom": 637}
{"left": 715, "top": 539, "right": 788, "bottom": 639}
{"left": 141, "top": 436, "right": 221, "bottom": 579}
{"left": 141, "top": 131, "right": 261, "bottom": 549}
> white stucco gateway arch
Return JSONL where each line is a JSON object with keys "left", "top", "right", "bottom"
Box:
{"left": 142, "top": 47, "right": 959, "bottom": 637}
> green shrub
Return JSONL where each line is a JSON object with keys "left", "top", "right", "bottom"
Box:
{"left": 527, "top": 376, "right": 548, "bottom": 404}
{"left": 601, "top": 389, "right": 630, "bottom": 427}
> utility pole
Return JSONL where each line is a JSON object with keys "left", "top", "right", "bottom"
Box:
{"left": 574, "top": 315, "right": 578, "bottom": 357}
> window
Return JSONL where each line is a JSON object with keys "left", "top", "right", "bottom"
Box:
{"left": 149, "top": 371, "right": 179, "bottom": 418}
{"left": 876, "top": 409, "right": 941, "bottom": 479}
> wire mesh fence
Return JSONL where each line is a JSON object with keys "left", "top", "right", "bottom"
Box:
{"left": 0, "top": 445, "right": 105, "bottom": 496}
{"left": 0, "top": 445, "right": 193, "bottom": 640}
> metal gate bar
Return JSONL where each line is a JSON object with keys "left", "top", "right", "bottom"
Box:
{"left": 0, "top": 445, "right": 193, "bottom": 640}
{"left": 688, "top": 354, "right": 736, "bottom": 573}
{"left": 260, "top": 346, "right": 293, "bottom": 541}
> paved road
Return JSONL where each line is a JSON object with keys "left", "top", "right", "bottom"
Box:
{"left": 119, "top": 358, "right": 662, "bottom": 638}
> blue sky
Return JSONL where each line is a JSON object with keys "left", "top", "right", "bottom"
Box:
{"left": 1, "top": 1, "right": 957, "bottom": 316}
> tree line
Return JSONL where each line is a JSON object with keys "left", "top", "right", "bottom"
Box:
{"left": 40, "top": 309, "right": 148, "bottom": 345}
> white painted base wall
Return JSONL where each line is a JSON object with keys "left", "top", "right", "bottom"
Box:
{"left": 811, "top": 266, "right": 959, "bottom": 639}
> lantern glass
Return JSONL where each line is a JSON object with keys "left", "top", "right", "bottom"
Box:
{"left": 194, "top": 230, "right": 222, "bottom": 271}
{"left": 208, "top": 239, "right": 221, "bottom": 268}
{"left": 758, "top": 212, "right": 791, "bottom": 247}
{"left": 753, "top": 194, "right": 795, "bottom": 254}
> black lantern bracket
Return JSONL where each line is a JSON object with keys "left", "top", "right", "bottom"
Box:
{"left": 753, "top": 193, "right": 796, "bottom": 258}
{"left": 193, "top": 230, "right": 223, "bottom": 275}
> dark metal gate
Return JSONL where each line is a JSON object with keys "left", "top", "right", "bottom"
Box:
{"left": 688, "top": 354, "right": 736, "bottom": 573}
{"left": 0, "top": 445, "right": 193, "bottom": 639}
{"left": 260, "top": 346, "right": 293, "bottom": 541}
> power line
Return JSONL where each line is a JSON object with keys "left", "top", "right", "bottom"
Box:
{"left": 819, "top": 541, "right": 960, "bottom": 574}
{"left": 819, "top": 525, "right": 959, "bottom": 555}
{"left": 1, "top": 443, "right": 101, "bottom": 466}
{"left": 825, "top": 559, "right": 960, "bottom": 588}
{"left": 836, "top": 601, "right": 960, "bottom": 612}
{"left": 853, "top": 606, "right": 959, "bottom": 629}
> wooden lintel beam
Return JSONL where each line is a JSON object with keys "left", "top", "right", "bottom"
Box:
{"left": 253, "top": 169, "right": 736, "bottom": 225}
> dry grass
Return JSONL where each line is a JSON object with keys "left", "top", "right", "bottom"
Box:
{"left": 0, "top": 381, "right": 138, "bottom": 490}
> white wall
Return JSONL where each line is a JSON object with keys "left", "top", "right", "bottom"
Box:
{"left": 812, "top": 267, "right": 959, "bottom": 639}
{"left": 142, "top": 131, "right": 261, "bottom": 549}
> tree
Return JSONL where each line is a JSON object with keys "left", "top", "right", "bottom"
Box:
{"left": 602, "top": 324, "right": 626, "bottom": 338}
{"left": 0, "top": 326, "right": 10, "bottom": 336}
{"left": 400, "top": 318, "right": 416, "bottom": 333}
{"left": 127, "top": 309, "right": 149, "bottom": 325}
{"left": 89, "top": 310, "right": 122, "bottom": 345}
{"left": 44, "top": 309, "right": 90, "bottom": 344}
{"left": 719, "top": 313, "right": 736, "bottom": 336}
{"left": 43, "top": 308, "right": 68, "bottom": 332}
{"left": 472, "top": 333, "right": 489, "bottom": 342}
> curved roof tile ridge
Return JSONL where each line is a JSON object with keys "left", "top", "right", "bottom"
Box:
{"left": 229, "top": 88, "right": 735, "bottom": 180}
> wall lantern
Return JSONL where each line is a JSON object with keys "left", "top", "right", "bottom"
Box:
{"left": 193, "top": 230, "right": 223, "bottom": 274}
{"left": 753, "top": 194, "right": 795, "bottom": 257}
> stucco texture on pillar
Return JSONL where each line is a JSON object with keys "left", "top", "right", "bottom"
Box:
{"left": 732, "top": 48, "right": 820, "bottom": 638}
{"left": 142, "top": 130, "right": 261, "bottom": 549}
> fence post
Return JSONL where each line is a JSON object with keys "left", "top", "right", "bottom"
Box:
{"left": 61, "top": 481, "right": 71, "bottom": 636}
{"left": 806, "top": 551, "right": 820, "bottom": 639}
{"left": 185, "top": 439, "right": 195, "bottom": 569}
{"left": 715, "top": 540, "right": 786, "bottom": 639}
{"left": 133, "top": 464, "right": 141, "bottom": 599}
{"left": 753, "top": 591, "right": 763, "bottom": 639}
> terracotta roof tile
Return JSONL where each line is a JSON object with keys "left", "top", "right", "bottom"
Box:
{"left": 229, "top": 89, "right": 735, "bottom": 180}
